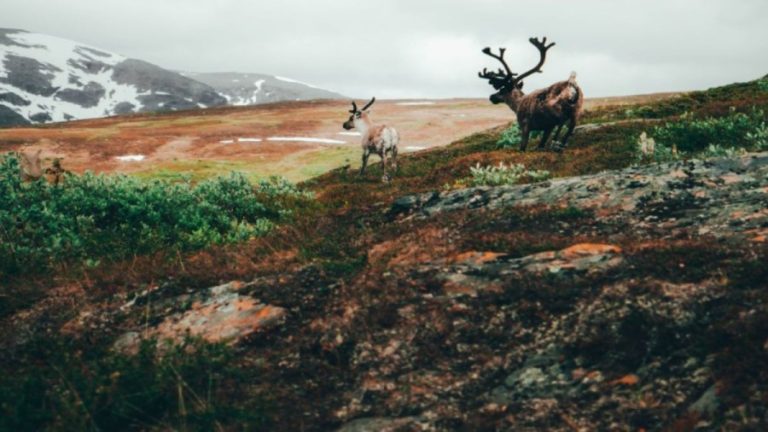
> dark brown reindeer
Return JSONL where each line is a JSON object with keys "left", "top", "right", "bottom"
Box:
{"left": 479, "top": 37, "right": 583, "bottom": 152}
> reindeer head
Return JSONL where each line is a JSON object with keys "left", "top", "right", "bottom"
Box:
{"left": 478, "top": 37, "right": 556, "bottom": 108}
{"left": 19, "top": 149, "right": 43, "bottom": 181}
{"left": 343, "top": 97, "right": 376, "bottom": 130}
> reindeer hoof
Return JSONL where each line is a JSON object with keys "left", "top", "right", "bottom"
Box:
{"left": 381, "top": 174, "right": 392, "bottom": 183}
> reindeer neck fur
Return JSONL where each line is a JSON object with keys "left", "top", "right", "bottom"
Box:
{"left": 501, "top": 89, "right": 525, "bottom": 113}
{"left": 354, "top": 112, "right": 375, "bottom": 139}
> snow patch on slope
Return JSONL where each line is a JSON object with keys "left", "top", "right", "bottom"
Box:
{"left": 267, "top": 136, "right": 347, "bottom": 145}
{"left": 274, "top": 75, "right": 323, "bottom": 90}
{"left": 0, "top": 30, "right": 147, "bottom": 123}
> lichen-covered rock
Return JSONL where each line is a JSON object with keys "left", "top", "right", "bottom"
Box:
{"left": 392, "top": 153, "right": 768, "bottom": 245}
{"left": 113, "top": 281, "right": 286, "bottom": 353}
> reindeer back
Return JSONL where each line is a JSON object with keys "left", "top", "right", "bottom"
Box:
{"left": 19, "top": 150, "right": 43, "bottom": 181}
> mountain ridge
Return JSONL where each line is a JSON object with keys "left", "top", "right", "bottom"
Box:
{"left": 0, "top": 29, "right": 345, "bottom": 127}
{"left": 184, "top": 71, "right": 345, "bottom": 106}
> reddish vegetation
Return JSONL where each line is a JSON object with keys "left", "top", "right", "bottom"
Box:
{"left": 0, "top": 96, "right": 668, "bottom": 179}
{"left": 4, "top": 78, "right": 768, "bottom": 430}
{"left": 0, "top": 99, "right": 511, "bottom": 176}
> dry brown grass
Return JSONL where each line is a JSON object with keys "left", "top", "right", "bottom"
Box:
{"left": 0, "top": 94, "right": 675, "bottom": 182}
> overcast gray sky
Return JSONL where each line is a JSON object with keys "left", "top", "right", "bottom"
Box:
{"left": 3, "top": 0, "right": 768, "bottom": 98}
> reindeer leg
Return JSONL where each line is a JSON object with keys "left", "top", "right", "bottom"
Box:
{"left": 391, "top": 146, "right": 398, "bottom": 172}
{"left": 537, "top": 127, "right": 554, "bottom": 150}
{"left": 359, "top": 149, "right": 370, "bottom": 176}
{"left": 380, "top": 151, "right": 390, "bottom": 182}
{"left": 552, "top": 124, "right": 564, "bottom": 143}
{"left": 519, "top": 124, "right": 531, "bottom": 152}
{"left": 557, "top": 119, "right": 577, "bottom": 153}
{"left": 549, "top": 124, "right": 564, "bottom": 151}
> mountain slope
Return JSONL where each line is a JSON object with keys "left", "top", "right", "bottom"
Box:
{"left": 0, "top": 28, "right": 227, "bottom": 126}
{"left": 2, "top": 77, "right": 767, "bottom": 431}
{"left": 184, "top": 71, "right": 345, "bottom": 105}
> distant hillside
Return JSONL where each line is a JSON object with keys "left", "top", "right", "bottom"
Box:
{"left": 1, "top": 76, "right": 768, "bottom": 431}
{"left": 0, "top": 29, "right": 347, "bottom": 127}
{"left": 183, "top": 72, "right": 345, "bottom": 105}
{"left": 0, "top": 28, "right": 227, "bottom": 126}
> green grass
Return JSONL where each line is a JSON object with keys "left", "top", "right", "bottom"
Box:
{"left": 134, "top": 147, "right": 362, "bottom": 184}
{"left": 0, "top": 336, "right": 270, "bottom": 431}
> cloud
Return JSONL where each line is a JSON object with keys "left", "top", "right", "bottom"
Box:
{"left": 2, "top": 0, "right": 767, "bottom": 98}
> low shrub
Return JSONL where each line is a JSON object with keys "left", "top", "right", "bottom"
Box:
{"left": 758, "top": 77, "right": 768, "bottom": 93}
{"left": 0, "top": 153, "right": 313, "bottom": 277}
{"left": 697, "top": 144, "right": 747, "bottom": 159}
{"left": 469, "top": 162, "right": 551, "bottom": 187}
{"left": 635, "top": 132, "right": 680, "bottom": 163}
{"left": 496, "top": 124, "right": 543, "bottom": 150}
{"left": 651, "top": 108, "right": 766, "bottom": 153}
{"left": 496, "top": 124, "right": 522, "bottom": 149}
{"left": 746, "top": 121, "right": 768, "bottom": 150}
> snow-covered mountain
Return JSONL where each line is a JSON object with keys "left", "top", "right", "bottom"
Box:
{"left": 0, "top": 28, "right": 227, "bottom": 126}
{"left": 183, "top": 72, "right": 344, "bottom": 106}
{"left": 0, "top": 29, "right": 347, "bottom": 127}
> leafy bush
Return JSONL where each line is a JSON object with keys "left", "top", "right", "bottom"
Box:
{"left": 746, "top": 121, "right": 768, "bottom": 150}
{"left": 0, "top": 337, "right": 269, "bottom": 431}
{"left": 0, "top": 154, "right": 313, "bottom": 276}
{"left": 698, "top": 144, "right": 747, "bottom": 159}
{"left": 651, "top": 108, "right": 766, "bottom": 153}
{"left": 496, "top": 124, "right": 522, "bottom": 149}
{"left": 624, "top": 105, "right": 662, "bottom": 120}
{"left": 758, "top": 77, "right": 768, "bottom": 93}
{"left": 469, "top": 162, "right": 550, "bottom": 187}
{"left": 496, "top": 124, "right": 543, "bottom": 149}
{"left": 635, "top": 132, "right": 680, "bottom": 163}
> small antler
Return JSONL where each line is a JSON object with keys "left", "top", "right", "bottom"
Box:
{"left": 349, "top": 101, "right": 358, "bottom": 114}
{"left": 515, "top": 37, "right": 556, "bottom": 82}
{"left": 361, "top": 97, "right": 376, "bottom": 111}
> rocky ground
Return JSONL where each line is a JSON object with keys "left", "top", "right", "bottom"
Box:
{"left": 4, "top": 152, "right": 767, "bottom": 431}
{"left": 2, "top": 77, "right": 768, "bottom": 431}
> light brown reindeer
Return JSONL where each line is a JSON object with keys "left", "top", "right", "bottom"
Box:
{"left": 17, "top": 150, "right": 67, "bottom": 184}
{"left": 342, "top": 97, "right": 400, "bottom": 181}
{"left": 478, "top": 37, "right": 583, "bottom": 152}
{"left": 18, "top": 149, "right": 43, "bottom": 182}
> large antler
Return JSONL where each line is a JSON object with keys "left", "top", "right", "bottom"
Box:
{"left": 478, "top": 67, "right": 512, "bottom": 90}
{"left": 514, "top": 37, "right": 556, "bottom": 82}
{"left": 481, "top": 47, "right": 514, "bottom": 77}
{"left": 478, "top": 47, "right": 516, "bottom": 89}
